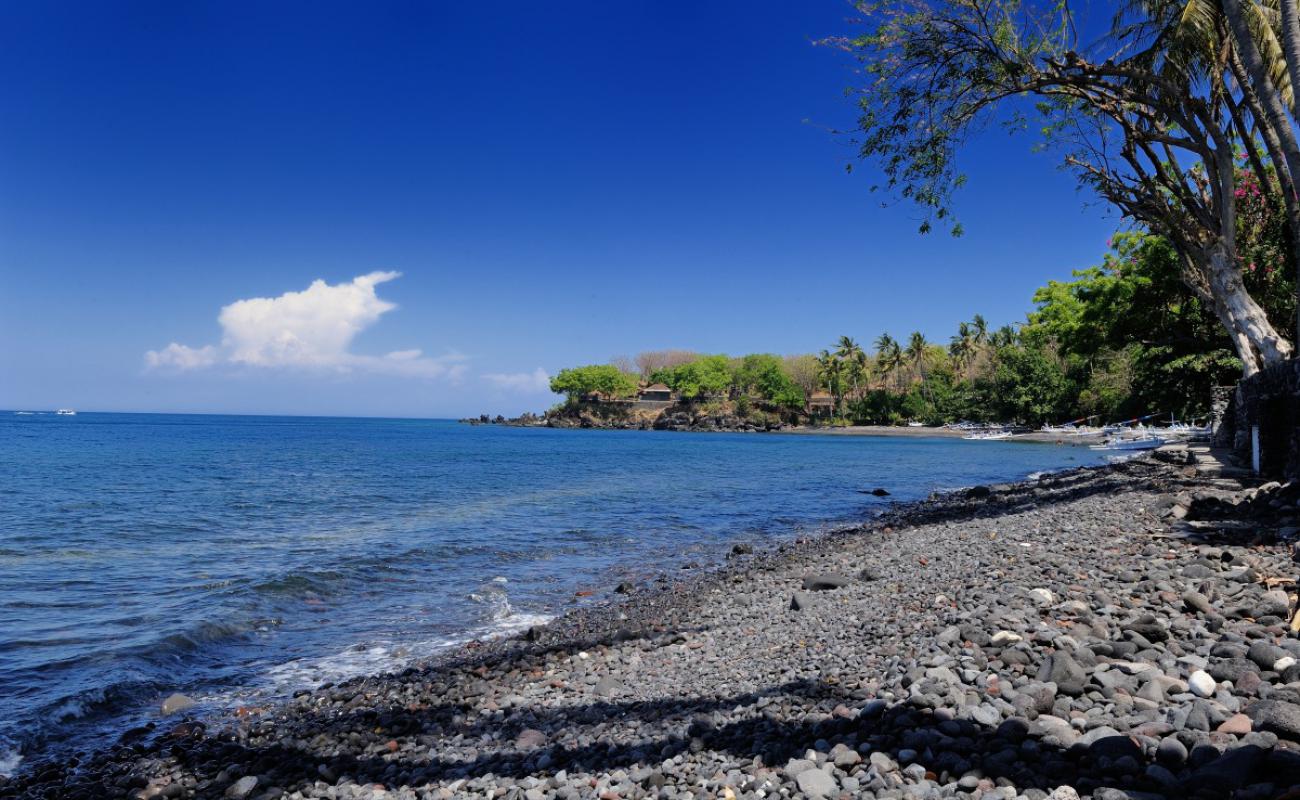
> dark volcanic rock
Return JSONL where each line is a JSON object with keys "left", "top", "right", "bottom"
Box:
{"left": 801, "top": 574, "right": 852, "bottom": 591}
{"left": 1246, "top": 700, "right": 1300, "bottom": 740}
{"left": 1038, "top": 651, "right": 1088, "bottom": 696}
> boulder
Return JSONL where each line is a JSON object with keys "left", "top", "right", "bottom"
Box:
{"left": 1037, "top": 652, "right": 1088, "bottom": 696}
{"left": 794, "top": 768, "right": 836, "bottom": 799}
{"left": 1245, "top": 699, "right": 1300, "bottom": 740}
{"left": 225, "top": 777, "right": 258, "bottom": 800}
{"left": 1255, "top": 590, "right": 1291, "bottom": 618}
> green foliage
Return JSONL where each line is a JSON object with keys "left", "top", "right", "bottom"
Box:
{"left": 1025, "top": 232, "right": 1240, "bottom": 419}
{"left": 549, "top": 364, "right": 638, "bottom": 403}
{"left": 734, "top": 353, "right": 805, "bottom": 408}
{"left": 993, "top": 344, "right": 1074, "bottom": 424}
{"left": 553, "top": 227, "right": 1257, "bottom": 424}
{"left": 651, "top": 354, "right": 734, "bottom": 400}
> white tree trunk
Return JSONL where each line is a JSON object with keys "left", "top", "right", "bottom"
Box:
{"left": 1206, "top": 243, "right": 1294, "bottom": 373}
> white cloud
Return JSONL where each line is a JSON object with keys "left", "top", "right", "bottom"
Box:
{"left": 483, "top": 367, "right": 553, "bottom": 394}
{"left": 146, "top": 271, "right": 461, "bottom": 379}
{"left": 145, "top": 343, "right": 219, "bottom": 370}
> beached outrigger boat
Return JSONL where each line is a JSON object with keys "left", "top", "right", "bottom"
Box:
{"left": 1041, "top": 415, "right": 1099, "bottom": 434}
{"left": 964, "top": 428, "right": 1012, "bottom": 440}
{"left": 1089, "top": 435, "right": 1165, "bottom": 451}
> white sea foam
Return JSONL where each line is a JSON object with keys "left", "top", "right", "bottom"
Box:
{"left": 253, "top": 609, "right": 552, "bottom": 695}
{"left": 199, "top": 586, "right": 553, "bottom": 717}
{"left": 0, "top": 747, "right": 22, "bottom": 778}
{"left": 49, "top": 697, "right": 92, "bottom": 722}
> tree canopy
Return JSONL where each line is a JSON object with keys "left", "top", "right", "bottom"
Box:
{"left": 838, "top": 0, "right": 1299, "bottom": 375}
{"left": 549, "top": 364, "right": 639, "bottom": 403}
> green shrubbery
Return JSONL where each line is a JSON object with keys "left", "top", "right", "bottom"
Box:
{"left": 552, "top": 227, "right": 1293, "bottom": 425}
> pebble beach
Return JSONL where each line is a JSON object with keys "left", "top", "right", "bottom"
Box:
{"left": 8, "top": 455, "right": 1300, "bottom": 800}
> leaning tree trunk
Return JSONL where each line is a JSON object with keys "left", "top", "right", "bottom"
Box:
{"left": 1223, "top": 0, "right": 1300, "bottom": 347}
{"left": 1206, "top": 241, "right": 1294, "bottom": 373}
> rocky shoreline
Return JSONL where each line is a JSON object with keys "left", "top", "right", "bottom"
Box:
{"left": 461, "top": 407, "right": 790, "bottom": 433}
{"left": 7, "top": 457, "right": 1300, "bottom": 800}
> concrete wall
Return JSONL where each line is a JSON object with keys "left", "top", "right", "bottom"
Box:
{"left": 1219, "top": 359, "right": 1300, "bottom": 480}
{"left": 631, "top": 399, "right": 674, "bottom": 412}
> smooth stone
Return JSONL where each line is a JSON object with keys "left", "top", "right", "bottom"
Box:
{"left": 1248, "top": 641, "right": 1287, "bottom": 670}
{"left": 225, "top": 777, "right": 258, "bottom": 800}
{"left": 795, "top": 768, "right": 836, "bottom": 799}
{"left": 1038, "top": 652, "right": 1087, "bottom": 696}
{"left": 1217, "top": 714, "right": 1253, "bottom": 735}
{"left": 1189, "top": 670, "right": 1217, "bottom": 698}
{"left": 1029, "top": 588, "right": 1056, "bottom": 605}
{"left": 790, "top": 591, "right": 811, "bottom": 611}
{"left": 1126, "top": 614, "right": 1169, "bottom": 642}
{"left": 1256, "top": 590, "right": 1291, "bottom": 618}
{"left": 1183, "top": 591, "right": 1214, "bottom": 615}
{"left": 161, "top": 693, "right": 195, "bottom": 715}
{"left": 1156, "top": 736, "right": 1187, "bottom": 766}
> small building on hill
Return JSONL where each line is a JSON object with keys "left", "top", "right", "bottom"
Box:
{"left": 808, "top": 391, "right": 835, "bottom": 416}
{"left": 639, "top": 383, "right": 674, "bottom": 402}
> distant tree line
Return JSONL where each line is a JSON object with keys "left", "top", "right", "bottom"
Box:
{"left": 549, "top": 227, "right": 1294, "bottom": 426}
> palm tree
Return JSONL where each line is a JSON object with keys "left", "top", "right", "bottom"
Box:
{"left": 852, "top": 348, "right": 870, "bottom": 396}
{"left": 905, "top": 331, "right": 933, "bottom": 412}
{"left": 836, "top": 335, "right": 865, "bottom": 398}
{"left": 873, "top": 333, "right": 903, "bottom": 391}
{"left": 990, "top": 325, "right": 1018, "bottom": 349}
{"left": 971, "top": 314, "right": 989, "bottom": 347}
{"left": 905, "top": 332, "right": 929, "bottom": 383}
{"left": 949, "top": 321, "right": 975, "bottom": 377}
{"left": 816, "top": 349, "right": 845, "bottom": 415}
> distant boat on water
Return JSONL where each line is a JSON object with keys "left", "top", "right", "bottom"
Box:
{"left": 55, "top": 409, "right": 76, "bottom": 416}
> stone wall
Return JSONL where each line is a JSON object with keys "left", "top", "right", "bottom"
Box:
{"left": 1220, "top": 359, "right": 1300, "bottom": 479}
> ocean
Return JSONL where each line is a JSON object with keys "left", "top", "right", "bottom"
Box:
{"left": 0, "top": 412, "right": 1107, "bottom": 772}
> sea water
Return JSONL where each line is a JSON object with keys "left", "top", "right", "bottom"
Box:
{"left": 0, "top": 412, "right": 1107, "bottom": 771}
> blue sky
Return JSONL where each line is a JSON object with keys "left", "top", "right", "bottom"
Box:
{"left": 0, "top": 1, "right": 1120, "bottom": 418}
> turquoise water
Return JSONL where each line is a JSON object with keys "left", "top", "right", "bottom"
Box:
{"left": 0, "top": 412, "right": 1105, "bottom": 771}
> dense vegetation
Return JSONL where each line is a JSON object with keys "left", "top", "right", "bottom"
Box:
{"left": 837, "top": 0, "right": 1300, "bottom": 378}
{"left": 550, "top": 228, "right": 1294, "bottom": 427}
